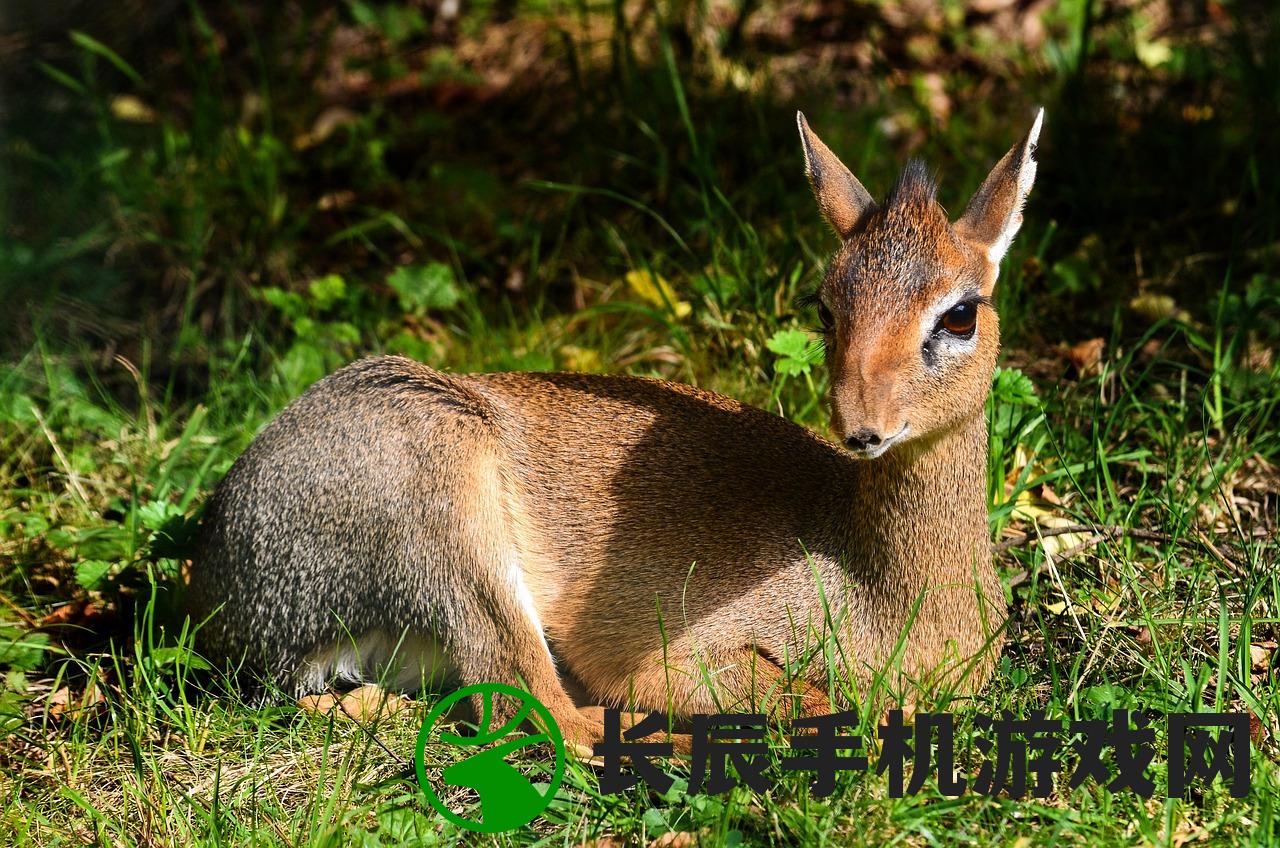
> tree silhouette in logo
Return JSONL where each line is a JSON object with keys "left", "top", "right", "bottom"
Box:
{"left": 415, "top": 683, "right": 566, "bottom": 833}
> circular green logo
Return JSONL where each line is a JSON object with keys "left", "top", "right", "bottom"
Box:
{"left": 415, "top": 683, "right": 566, "bottom": 833}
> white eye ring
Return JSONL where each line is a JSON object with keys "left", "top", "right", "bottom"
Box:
{"left": 936, "top": 301, "right": 978, "bottom": 338}
{"left": 920, "top": 293, "right": 982, "bottom": 363}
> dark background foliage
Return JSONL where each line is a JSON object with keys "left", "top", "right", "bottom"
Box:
{"left": 5, "top": 1, "right": 1277, "bottom": 371}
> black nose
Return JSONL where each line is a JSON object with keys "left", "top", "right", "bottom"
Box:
{"left": 844, "top": 428, "right": 883, "bottom": 451}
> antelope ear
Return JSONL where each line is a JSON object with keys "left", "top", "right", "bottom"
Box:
{"left": 797, "top": 112, "right": 876, "bottom": 239}
{"left": 956, "top": 108, "right": 1044, "bottom": 267}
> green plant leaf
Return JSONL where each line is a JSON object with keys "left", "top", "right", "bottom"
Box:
{"left": 148, "top": 513, "right": 201, "bottom": 561}
{"left": 150, "top": 646, "right": 211, "bottom": 671}
{"left": 991, "top": 367, "right": 1038, "bottom": 406}
{"left": 387, "top": 263, "right": 461, "bottom": 312}
{"left": 766, "top": 329, "right": 809, "bottom": 360}
{"left": 278, "top": 342, "right": 329, "bottom": 392}
{"left": 69, "top": 30, "right": 144, "bottom": 86}
{"left": 0, "top": 629, "right": 49, "bottom": 672}
{"left": 75, "top": 559, "right": 112, "bottom": 591}
{"left": 137, "top": 500, "right": 183, "bottom": 532}
{"left": 775, "top": 357, "right": 810, "bottom": 377}
{"left": 307, "top": 274, "right": 347, "bottom": 310}
{"left": 767, "top": 329, "right": 817, "bottom": 377}
{"left": 257, "top": 287, "right": 307, "bottom": 320}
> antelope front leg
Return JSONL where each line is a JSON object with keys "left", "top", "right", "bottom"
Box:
{"left": 588, "top": 644, "right": 834, "bottom": 728}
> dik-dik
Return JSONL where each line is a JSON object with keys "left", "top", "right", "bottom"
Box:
{"left": 191, "top": 109, "right": 1043, "bottom": 747}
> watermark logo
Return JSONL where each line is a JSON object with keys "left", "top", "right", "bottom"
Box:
{"left": 414, "top": 683, "right": 566, "bottom": 833}
{"left": 414, "top": 686, "right": 1251, "bottom": 834}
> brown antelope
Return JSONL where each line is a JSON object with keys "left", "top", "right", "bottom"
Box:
{"left": 190, "top": 108, "right": 1043, "bottom": 748}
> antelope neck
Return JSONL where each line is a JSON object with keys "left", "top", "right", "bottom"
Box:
{"left": 844, "top": 411, "right": 992, "bottom": 592}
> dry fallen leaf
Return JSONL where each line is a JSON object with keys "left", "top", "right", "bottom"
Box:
{"left": 1004, "top": 444, "right": 1048, "bottom": 500}
{"left": 1129, "top": 293, "right": 1190, "bottom": 324}
{"left": 1090, "top": 590, "right": 1122, "bottom": 615}
{"left": 317, "top": 190, "right": 356, "bottom": 211}
{"left": 1002, "top": 445, "right": 1092, "bottom": 557}
{"left": 575, "top": 838, "right": 626, "bottom": 848}
{"left": 1042, "top": 516, "right": 1091, "bottom": 559}
{"left": 1169, "top": 822, "right": 1209, "bottom": 848}
{"left": 971, "top": 0, "right": 1020, "bottom": 13}
{"left": 1243, "top": 332, "right": 1273, "bottom": 371}
{"left": 110, "top": 95, "right": 157, "bottom": 123}
{"left": 625, "top": 270, "right": 692, "bottom": 318}
{"left": 1249, "top": 710, "right": 1268, "bottom": 746}
{"left": 41, "top": 599, "right": 100, "bottom": 627}
{"left": 47, "top": 681, "right": 106, "bottom": 721}
{"left": 1007, "top": 506, "right": 1090, "bottom": 558}
{"left": 559, "top": 345, "right": 604, "bottom": 372}
{"left": 294, "top": 106, "right": 359, "bottom": 151}
{"left": 1067, "top": 337, "right": 1106, "bottom": 376}
{"left": 649, "top": 833, "right": 697, "bottom": 848}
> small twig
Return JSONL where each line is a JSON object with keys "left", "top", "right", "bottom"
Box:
{"left": 993, "top": 523, "right": 1250, "bottom": 568}
{"left": 995, "top": 523, "right": 1156, "bottom": 552}
{"left": 1066, "top": 623, "right": 1111, "bottom": 708}
{"left": 1040, "top": 528, "right": 1088, "bottom": 644}
{"left": 1044, "top": 533, "right": 1108, "bottom": 564}
{"left": 0, "top": 591, "right": 39, "bottom": 629}
{"left": 29, "top": 403, "right": 91, "bottom": 506}
{"left": 1194, "top": 528, "right": 1240, "bottom": 574}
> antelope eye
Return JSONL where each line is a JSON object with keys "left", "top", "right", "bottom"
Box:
{"left": 817, "top": 301, "right": 835, "bottom": 332}
{"left": 938, "top": 301, "right": 977, "bottom": 337}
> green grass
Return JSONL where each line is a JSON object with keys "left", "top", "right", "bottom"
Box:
{"left": 3, "top": 1, "right": 1280, "bottom": 845}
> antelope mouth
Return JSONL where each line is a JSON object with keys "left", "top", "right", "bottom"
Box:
{"left": 849, "top": 423, "right": 911, "bottom": 460}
